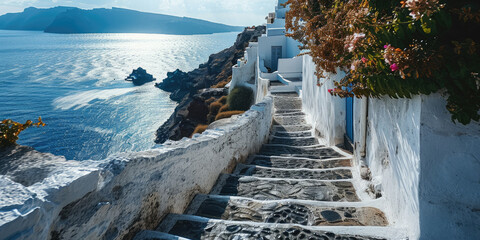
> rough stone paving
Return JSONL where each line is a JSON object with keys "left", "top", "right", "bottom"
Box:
{"left": 134, "top": 93, "right": 390, "bottom": 240}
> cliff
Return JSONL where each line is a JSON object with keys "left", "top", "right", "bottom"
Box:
{"left": 155, "top": 26, "right": 265, "bottom": 143}
{"left": 0, "top": 7, "right": 244, "bottom": 35}
{"left": 0, "top": 6, "right": 75, "bottom": 31}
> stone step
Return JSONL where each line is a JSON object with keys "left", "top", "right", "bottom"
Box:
{"left": 275, "top": 109, "right": 303, "bottom": 114}
{"left": 269, "top": 136, "right": 319, "bottom": 146}
{"left": 157, "top": 215, "right": 392, "bottom": 240}
{"left": 133, "top": 230, "right": 189, "bottom": 240}
{"left": 210, "top": 174, "right": 359, "bottom": 202}
{"left": 274, "top": 111, "right": 305, "bottom": 116}
{"left": 186, "top": 195, "right": 388, "bottom": 227}
{"left": 270, "top": 81, "right": 286, "bottom": 87}
{"left": 271, "top": 92, "right": 299, "bottom": 98}
{"left": 274, "top": 98, "right": 302, "bottom": 110}
{"left": 272, "top": 124, "right": 312, "bottom": 132}
{"left": 258, "top": 145, "right": 346, "bottom": 159}
{"left": 273, "top": 131, "right": 312, "bottom": 138}
{"left": 234, "top": 164, "right": 353, "bottom": 180}
{"left": 273, "top": 115, "right": 307, "bottom": 125}
{"left": 249, "top": 155, "right": 352, "bottom": 169}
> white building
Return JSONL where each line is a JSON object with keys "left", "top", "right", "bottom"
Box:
{"left": 230, "top": 0, "right": 480, "bottom": 239}
{"left": 230, "top": 0, "right": 304, "bottom": 96}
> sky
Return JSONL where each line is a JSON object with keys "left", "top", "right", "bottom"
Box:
{"left": 0, "top": 0, "right": 277, "bottom": 26}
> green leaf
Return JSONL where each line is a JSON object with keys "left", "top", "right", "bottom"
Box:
{"left": 422, "top": 21, "right": 432, "bottom": 34}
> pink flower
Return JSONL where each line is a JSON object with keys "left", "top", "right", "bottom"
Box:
{"left": 361, "top": 57, "right": 368, "bottom": 63}
{"left": 390, "top": 63, "right": 399, "bottom": 72}
{"left": 345, "top": 33, "right": 366, "bottom": 52}
{"left": 384, "top": 44, "right": 390, "bottom": 49}
{"left": 328, "top": 89, "right": 333, "bottom": 94}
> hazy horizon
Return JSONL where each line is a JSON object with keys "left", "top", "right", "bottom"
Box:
{"left": 0, "top": 0, "right": 276, "bottom": 26}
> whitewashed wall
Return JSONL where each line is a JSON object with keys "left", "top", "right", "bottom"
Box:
{"left": 351, "top": 92, "right": 480, "bottom": 239}
{"left": 258, "top": 35, "right": 286, "bottom": 69}
{"left": 267, "top": 19, "right": 286, "bottom": 29}
{"left": 417, "top": 93, "right": 480, "bottom": 239}
{"left": 302, "top": 54, "right": 422, "bottom": 238}
{"left": 354, "top": 96, "right": 422, "bottom": 239}
{"left": 230, "top": 44, "right": 258, "bottom": 94}
{"left": 0, "top": 97, "right": 274, "bottom": 240}
{"left": 301, "top": 52, "right": 480, "bottom": 239}
{"left": 256, "top": 76, "right": 270, "bottom": 104}
{"left": 286, "top": 37, "right": 301, "bottom": 58}
{"left": 277, "top": 56, "right": 302, "bottom": 74}
{"left": 301, "top": 55, "right": 346, "bottom": 146}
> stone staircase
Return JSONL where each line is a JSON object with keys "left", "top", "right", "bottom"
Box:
{"left": 134, "top": 92, "right": 400, "bottom": 240}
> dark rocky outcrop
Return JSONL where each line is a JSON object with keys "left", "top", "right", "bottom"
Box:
{"left": 125, "top": 67, "right": 155, "bottom": 86}
{"left": 155, "top": 26, "right": 265, "bottom": 143}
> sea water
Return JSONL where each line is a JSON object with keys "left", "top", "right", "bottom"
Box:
{"left": 0, "top": 30, "right": 239, "bottom": 160}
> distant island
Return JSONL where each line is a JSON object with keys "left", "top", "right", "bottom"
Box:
{"left": 0, "top": 7, "right": 244, "bottom": 35}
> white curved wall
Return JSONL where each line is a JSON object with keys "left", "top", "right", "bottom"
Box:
{"left": 0, "top": 97, "right": 274, "bottom": 240}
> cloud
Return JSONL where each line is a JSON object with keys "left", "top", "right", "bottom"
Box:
{"left": 0, "top": 0, "right": 276, "bottom": 26}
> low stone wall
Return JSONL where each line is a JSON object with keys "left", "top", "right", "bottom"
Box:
{"left": 0, "top": 97, "right": 273, "bottom": 240}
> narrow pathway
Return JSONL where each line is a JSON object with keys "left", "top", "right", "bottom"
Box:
{"left": 135, "top": 92, "right": 394, "bottom": 240}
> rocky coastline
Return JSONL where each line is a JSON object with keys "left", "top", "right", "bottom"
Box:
{"left": 155, "top": 26, "right": 265, "bottom": 143}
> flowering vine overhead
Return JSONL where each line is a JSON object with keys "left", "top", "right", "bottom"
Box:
{"left": 285, "top": 0, "right": 480, "bottom": 124}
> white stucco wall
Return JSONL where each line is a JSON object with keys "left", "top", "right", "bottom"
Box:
{"left": 351, "top": 92, "right": 480, "bottom": 239}
{"left": 255, "top": 76, "right": 270, "bottom": 104}
{"left": 0, "top": 97, "right": 274, "bottom": 240}
{"left": 300, "top": 55, "right": 423, "bottom": 239}
{"left": 278, "top": 56, "right": 302, "bottom": 74}
{"left": 0, "top": 161, "right": 100, "bottom": 240}
{"left": 417, "top": 93, "right": 480, "bottom": 239}
{"left": 301, "top": 55, "right": 346, "bottom": 146}
{"left": 286, "top": 37, "right": 301, "bottom": 58}
{"left": 230, "top": 44, "right": 258, "bottom": 94}
{"left": 258, "top": 35, "right": 286, "bottom": 69}
{"left": 267, "top": 19, "right": 286, "bottom": 29}
{"left": 354, "top": 96, "right": 422, "bottom": 239}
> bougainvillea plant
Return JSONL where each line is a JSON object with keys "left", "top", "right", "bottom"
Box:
{"left": 285, "top": 0, "right": 480, "bottom": 124}
{"left": 0, "top": 117, "right": 45, "bottom": 146}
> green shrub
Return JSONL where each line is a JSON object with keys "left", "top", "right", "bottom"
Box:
{"left": 228, "top": 86, "right": 254, "bottom": 111}
{"left": 215, "top": 111, "right": 246, "bottom": 121}
{"left": 192, "top": 124, "right": 208, "bottom": 136}
{"left": 1, "top": 117, "right": 45, "bottom": 146}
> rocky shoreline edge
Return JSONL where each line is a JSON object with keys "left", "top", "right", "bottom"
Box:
{"left": 155, "top": 26, "right": 265, "bottom": 143}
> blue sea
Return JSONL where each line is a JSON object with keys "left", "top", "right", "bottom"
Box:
{"left": 0, "top": 30, "right": 239, "bottom": 160}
